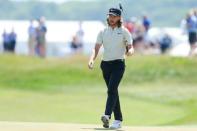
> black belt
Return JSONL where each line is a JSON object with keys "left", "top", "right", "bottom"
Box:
{"left": 102, "top": 59, "right": 125, "bottom": 63}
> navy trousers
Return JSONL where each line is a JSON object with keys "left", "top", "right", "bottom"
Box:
{"left": 100, "top": 59, "right": 125, "bottom": 121}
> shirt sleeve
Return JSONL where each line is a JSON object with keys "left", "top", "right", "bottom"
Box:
{"left": 123, "top": 28, "right": 133, "bottom": 45}
{"left": 96, "top": 30, "right": 103, "bottom": 45}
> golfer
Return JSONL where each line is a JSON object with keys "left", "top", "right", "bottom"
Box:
{"left": 88, "top": 7, "right": 134, "bottom": 129}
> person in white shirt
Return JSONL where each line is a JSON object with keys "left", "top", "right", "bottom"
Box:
{"left": 88, "top": 7, "right": 134, "bottom": 129}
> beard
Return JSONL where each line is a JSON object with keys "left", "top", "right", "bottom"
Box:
{"left": 109, "top": 20, "right": 118, "bottom": 27}
{"left": 107, "top": 17, "right": 122, "bottom": 28}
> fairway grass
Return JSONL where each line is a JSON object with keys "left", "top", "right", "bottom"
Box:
{"left": 0, "top": 84, "right": 196, "bottom": 126}
{"left": 0, "top": 54, "right": 196, "bottom": 126}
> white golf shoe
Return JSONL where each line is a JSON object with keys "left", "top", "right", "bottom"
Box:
{"left": 110, "top": 120, "right": 122, "bottom": 129}
{"left": 101, "top": 115, "right": 110, "bottom": 128}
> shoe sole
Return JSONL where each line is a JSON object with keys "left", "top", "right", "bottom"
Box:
{"left": 101, "top": 116, "right": 109, "bottom": 128}
{"left": 110, "top": 126, "right": 121, "bottom": 129}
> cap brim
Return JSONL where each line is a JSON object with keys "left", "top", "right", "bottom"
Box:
{"left": 108, "top": 12, "right": 120, "bottom": 16}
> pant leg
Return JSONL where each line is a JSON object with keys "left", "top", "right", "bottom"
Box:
{"left": 100, "top": 61, "right": 111, "bottom": 87}
{"left": 101, "top": 61, "right": 112, "bottom": 119}
{"left": 113, "top": 93, "right": 123, "bottom": 121}
{"left": 104, "top": 61, "right": 125, "bottom": 119}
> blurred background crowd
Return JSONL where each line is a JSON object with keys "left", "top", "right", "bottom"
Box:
{"left": 0, "top": 0, "right": 197, "bottom": 58}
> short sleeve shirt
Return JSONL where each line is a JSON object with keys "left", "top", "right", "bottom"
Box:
{"left": 96, "top": 26, "right": 133, "bottom": 61}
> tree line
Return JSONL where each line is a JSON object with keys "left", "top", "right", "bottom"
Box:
{"left": 0, "top": 0, "right": 196, "bottom": 26}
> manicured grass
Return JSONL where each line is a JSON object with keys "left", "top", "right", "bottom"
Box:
{"left": 0, "top": 87, "right": 188, "bottom": 126}
{"left": 0, "top": 54, "right": 196, "bottom": 126}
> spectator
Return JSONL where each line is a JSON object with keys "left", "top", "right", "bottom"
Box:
{"left": 142, "top": 15, "right": 151, "bottom": 49}
{"left": 36, "top": 17, "right": 47, "bottom": 57}
{"left": 2, "top": 29, "right": 17, "bottom": 53}
{"left": 180, "top": 15, "right": 188, "bottom": 34}
{"left": 70, "top": 22, "right": 84, "bottom": 53}
{"left": 75, "top": 22, "right": 84, "bottom": 49}
{"left": 71, "top": 35, "right": 79, "bottom": 50}
{"left": 142, "top": 15, "right": 151, "bottom": 32}
{"left": 186, "top": 11, "right": 197, "bottom": 56}
{"left": 2, "top": 29, "right": 10, "bottom": 52}
{"left": 124, "top": 19, "right": 135, "bottom": 33}
{"left": 132, "top": 19, "right": 145, "bottom": 53}
{"left": 8, "top": 28, "right": 17, "bottom": 52}
{"left": 28, "top": 20, "right": 36, "bottom": 56}
{"left": 159, "top": 33, "right": 172, "bottom": 54}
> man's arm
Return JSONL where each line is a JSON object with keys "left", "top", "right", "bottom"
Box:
{"left": 126, "top": 44, "right": 134, "bottom": 56}
{"left": 88, "top": 43, "right": 102, "bottom": 69}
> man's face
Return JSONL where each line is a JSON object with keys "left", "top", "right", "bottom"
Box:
{"left": 108, "top": 14, "right": 121, "bottom": 27}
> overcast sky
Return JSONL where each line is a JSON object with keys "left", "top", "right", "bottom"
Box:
{"left": 12, "top": 0, "right": 96, "bottom": 3}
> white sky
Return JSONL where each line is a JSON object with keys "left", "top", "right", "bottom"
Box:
{"left": 12, "top": 0, "right": 96, "bottom": 3}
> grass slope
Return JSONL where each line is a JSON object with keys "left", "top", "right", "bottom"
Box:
{"left": 0, "top": 54, "right": 196, "bottom": 126}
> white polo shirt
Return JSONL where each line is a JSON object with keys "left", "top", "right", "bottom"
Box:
{"left": 96, "top": 26, "right": 133, "bottom": 61}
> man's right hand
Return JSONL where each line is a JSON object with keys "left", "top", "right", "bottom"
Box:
{"left": 88, "top": 59, "right": 94, "bottom": 70}
{"left": 88, "top": 43, "right": 101, "bottom": 70}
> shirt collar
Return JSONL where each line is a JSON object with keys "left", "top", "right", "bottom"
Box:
{"left": 108, "top": 26, "right": 119, "bottom": 31}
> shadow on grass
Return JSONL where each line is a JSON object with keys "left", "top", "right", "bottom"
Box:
{"left": 81, "top": 127, "right": 124, "bottom": 131}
